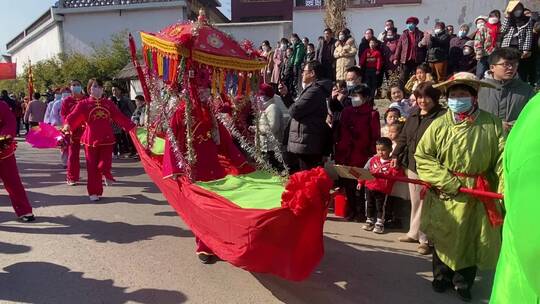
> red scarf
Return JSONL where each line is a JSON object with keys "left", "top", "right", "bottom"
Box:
{"left": 485, "top": 22, "right": 500, "bottom": 49}
{"left": 454, "top": 103, "right": 479, "bottom": 124}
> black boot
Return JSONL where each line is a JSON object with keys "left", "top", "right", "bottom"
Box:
{"left": 431, "top": 280, "right": 451, "bottom": 293}
{"left": 456, "top": 288, "right": 472, "bottom": 302}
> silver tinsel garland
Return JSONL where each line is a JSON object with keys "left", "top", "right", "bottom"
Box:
{"left": 210, "top": 96, "right": 286, "bottom": 178}
{"left": 254, "top": 98, "right": 289, "bottom": 176}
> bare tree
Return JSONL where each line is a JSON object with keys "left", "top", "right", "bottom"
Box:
{"left": 324, "top": 0, "right": 347, "bottom": 33}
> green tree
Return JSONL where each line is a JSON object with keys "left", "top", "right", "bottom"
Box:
{"left": 0, "top": 31, "right": 131, "bottom": 94}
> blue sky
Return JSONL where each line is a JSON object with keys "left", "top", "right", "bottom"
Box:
{"left": 0, "top": 0, "right": 231, "bottom": 55}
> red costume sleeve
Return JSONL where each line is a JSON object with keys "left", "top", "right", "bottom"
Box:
{"left": 65, "top": 102, "right": 86, "bottom": 131}
{"left": 0, "top": 101, "right": 16, "bottom": 138}
{"left": 108, "top": 99, "right": 136, "bottom": 131}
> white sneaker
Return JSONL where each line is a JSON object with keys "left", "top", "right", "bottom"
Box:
{"left": 67, "top": 180, "right": 77, "bottom": 186}
{"left": 373, "top": 223, "right": 384, "bottom": 234}
{"left": 89, "top": 195, "right": 100, "bottom": 201}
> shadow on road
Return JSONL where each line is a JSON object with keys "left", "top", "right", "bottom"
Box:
{"left": 16, "top": 157, "right": 161, "bottom": 195}
{"left": 0, "top": 215, "right": 194, "bottom": 244}
{"left": 154, "top": 211, "right": 179, "bottom": 217}
{"left": 0, "top": 241, "right": 31, "bottom": 254}
{"left": 26, "top": 191, "right": 168, "bottom": 208}
{"left": 0, "top": 261, "right": 187, "bottom": 304}
{"left": 253, "top": 236, "right": 493, "bottom": 304}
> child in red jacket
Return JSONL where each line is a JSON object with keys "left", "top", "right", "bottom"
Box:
{"left": 361, "top": 137, "right": 403, "bottom": 233}
{"left": 64, "top": 78, "right": 135, "bottom": 201}
{"left": 335, "top": 84, "right": 380, "bottom": 221}
{"left": 359, "top": 38, "right": 383, "bottom": 97}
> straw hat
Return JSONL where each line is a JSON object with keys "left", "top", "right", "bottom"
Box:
{"left": 506, "top": 0, "right": 521, "bottom": 13}
{"left": 433, "top": 72, "right": 496, "bottom": 93}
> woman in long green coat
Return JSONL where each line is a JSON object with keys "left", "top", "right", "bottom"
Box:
{"left": 414, "top": 72, "right": 505, "bottom": 302}
{"left": 490, "top": 93, "right": 540, "bottom": 303}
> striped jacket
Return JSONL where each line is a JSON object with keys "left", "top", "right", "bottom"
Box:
{"left": 500, "top": 16, "right": 533, "bottom": 51}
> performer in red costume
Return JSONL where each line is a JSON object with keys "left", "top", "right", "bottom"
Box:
{"left": 64, "top": 78, "right": 135, "bottom": 201}
{"left": 61, "top": 79, "right": 86, "bottom": 185}
{"left": 163, "top": 77, "right": 253, "bottom": 264}
{"left": 0, "top": 100, "right": 35, "bottom": 222}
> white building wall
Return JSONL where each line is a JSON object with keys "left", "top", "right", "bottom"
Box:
{"left": 293, "top": 0, "right": 507, "bottom": 42}
{"left": 216, "top": 21, "right": 293, "bottom": 46}
{"left": 10, "top": 24, "right": 63, "bottom": 74}
{"left": 62, "top": 7, "right": 185, "bottom": 55}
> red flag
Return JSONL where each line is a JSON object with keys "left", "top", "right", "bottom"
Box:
{"left": 0, "top": 63, "right": 16, "bottom": 80}
{"left": 28, "top": 61, "right": 34, "bottom": 98}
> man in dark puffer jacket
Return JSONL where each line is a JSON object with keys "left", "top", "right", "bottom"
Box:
{"left": 287, "top": 60, "right": 332, "bottom": 172}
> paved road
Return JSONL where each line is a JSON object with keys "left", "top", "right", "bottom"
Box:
{"left": 0, "top": 139, "right": 494, "bottom": 304}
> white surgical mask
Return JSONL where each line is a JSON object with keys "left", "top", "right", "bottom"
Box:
{"left": 386, "top": 35, "right": 394, "bottom": 39}
{"left": 488, "top": 17, "right": 499, "bottom": 24}
{"left": 458, "top": 30, "right": 467, "bottom": 38}
{"left": 351, "top": 97, "right": 366, "bottom": 107}
{"left": 280, "top": 44, "right": 287, "bottom": 50}
{"left": 477, "top": 22, "right": 485, "bottom": 29}
{"left": 339, "top": 34, "right": 346, "bottom": 41}
{"left": 434, "top": 28, "right": 442, "bottom": 34}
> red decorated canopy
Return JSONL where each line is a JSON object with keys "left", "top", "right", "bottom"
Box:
{"left": 140, "top": 11, "right": 266, "bottom": 75}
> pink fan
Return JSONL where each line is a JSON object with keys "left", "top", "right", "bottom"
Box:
{"left": 26, "top": 122, "right": 64, "bottom": 149}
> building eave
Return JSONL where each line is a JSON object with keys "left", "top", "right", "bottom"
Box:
{"left": 55, "top": 0, "right": 186, "bottom": 14}
{"left": 6, "top": 10, "right": 63, "bottom": 55}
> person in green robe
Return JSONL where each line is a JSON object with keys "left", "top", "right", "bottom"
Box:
{"left": 414, "top": 72, "right": 505, "bottom": 302}
{"left": 490, "top": 93, "right": 540, "bottom": 303}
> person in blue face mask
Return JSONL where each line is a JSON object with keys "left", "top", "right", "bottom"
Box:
{"left": 414, "top": 72, "right": 504, "bottom": 302}
{"left": 448, "top": 24, "right": 471, "bottom": 74}
{"left": 61, "top": 80, "right": 86, "bottom": 186}
{"left": 394, "top": 16, "right": 427, "bottom": 85}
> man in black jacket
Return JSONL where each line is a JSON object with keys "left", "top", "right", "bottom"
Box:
{"left": 315, "top": 28, "right": 337, "bottom": 81}
{"left": 287, "top": 61, "right": 332, "bottom": 172}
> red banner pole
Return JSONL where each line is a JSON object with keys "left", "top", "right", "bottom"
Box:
{"left": 128, "top": 33, "right": 152, "bottom": 103}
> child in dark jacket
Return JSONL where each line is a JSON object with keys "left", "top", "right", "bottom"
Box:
{"left": 361, "top": 137, "right": 403, "bottom": 234}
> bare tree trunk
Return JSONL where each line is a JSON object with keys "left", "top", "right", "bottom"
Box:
{"left": 324, "top": 0, "right": 347, "bottom": 34}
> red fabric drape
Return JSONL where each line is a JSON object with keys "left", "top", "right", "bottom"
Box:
{"left": 131, "top": 130, "right": 327, "bottom": 281}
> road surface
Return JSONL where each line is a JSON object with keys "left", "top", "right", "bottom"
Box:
{"left": 0, "top": 139, "right": 495, "bottom": 303}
